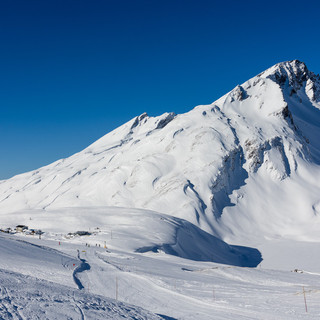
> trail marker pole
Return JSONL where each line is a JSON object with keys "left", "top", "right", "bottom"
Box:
{"left": 303, "top": 286, "right": 308, "bottom": 313}
{"left": 213, "top": 288, "right": 215, "bottom": 301}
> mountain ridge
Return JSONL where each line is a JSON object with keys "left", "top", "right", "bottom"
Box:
{"left": 1, "top": 60, "right": 320, "bottom": 244}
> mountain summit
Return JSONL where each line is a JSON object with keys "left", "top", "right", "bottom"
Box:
{"left": 1, "top": 60, "right": 320, "bottom": 244}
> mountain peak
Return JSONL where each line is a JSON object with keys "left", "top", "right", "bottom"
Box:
{"left": 260, "top": 60, "right": 317, "bottom": 91}
{"left": 263, "top": 59, "right": 307, "bottom": 77}
{"left": 277, "top": 59, "right": 307, "bottom": 70}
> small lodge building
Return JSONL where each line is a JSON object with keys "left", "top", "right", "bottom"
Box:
{"left": 75, "top": 231, "right": 91, "bottom": 236}
{"left": 16, "top": 225, "right": 28, "bottom": 232}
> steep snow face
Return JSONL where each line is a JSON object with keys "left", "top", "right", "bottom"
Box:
{"left": 1, "top": 60, "right": 320, "bottom": 242}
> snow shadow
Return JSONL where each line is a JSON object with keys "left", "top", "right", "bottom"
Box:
{"left": 228, "top": 245, "right": 262, "bottom": 268}
{"left": 157, "top": 314, "right": 178, "bottom": 320}
{"left": 136, "top": 219, "right": 262, "bottom": 268}
{"left": 211, "top": 148, "right": 248, "bottom": 219}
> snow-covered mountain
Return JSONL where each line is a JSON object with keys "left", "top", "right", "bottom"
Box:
{"left": 2, "top": 60, "right": 320, "bottom": 319}
{"left": 1, "top": 59, "right": 320, "bottom": 244}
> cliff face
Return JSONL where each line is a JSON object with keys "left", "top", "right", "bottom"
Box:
{"left": 1, "top": 60, "right": 320, "bottom": 242}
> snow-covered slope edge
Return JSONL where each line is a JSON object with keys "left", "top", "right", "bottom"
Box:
{"left": 1, "top": 60, "right": 320, "bottom": 245}
{"left": 0, "top": 207, "right": 261, "bottom": 267}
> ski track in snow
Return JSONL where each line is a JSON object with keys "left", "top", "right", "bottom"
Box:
{"left": 0, "top": 286, "right": 25, "bottom": 320}
{"left": 0, "top": 266, "right": 164, "bottom": 320}
{"left": 73, "top": 249, "right": 91, "bottom": 290}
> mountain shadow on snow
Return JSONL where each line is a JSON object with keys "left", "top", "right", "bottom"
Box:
{"left": 135, "top": 218, "right": 262, "bottom": 268}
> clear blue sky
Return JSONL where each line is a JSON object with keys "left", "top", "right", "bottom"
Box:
{"left": 1, "top": 0, "right": 320, "bottom": 179}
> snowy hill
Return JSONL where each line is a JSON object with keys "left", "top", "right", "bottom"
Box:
{"left": 1, "top": 60, "right": 320, "bottom": 243}
{"left": 0, "top": 206, "right": 261, "bottom": 267}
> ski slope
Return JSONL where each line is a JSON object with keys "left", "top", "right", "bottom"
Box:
{"left": 1, "top": 225, "right": 320, "bottom": 320}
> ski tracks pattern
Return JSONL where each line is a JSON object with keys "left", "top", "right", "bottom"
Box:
{"left": 0, "top": 286, "right": 25, "bottom": 320}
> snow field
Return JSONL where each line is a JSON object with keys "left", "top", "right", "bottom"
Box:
{"left": 2, "top": 229, "right": 320, "bottom": 319}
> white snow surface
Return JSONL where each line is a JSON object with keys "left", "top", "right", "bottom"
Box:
{"left": 1, "top": 60, "right": 320, "bottom": 319}
{"left": 1, "top": 219, "right": 320, "bottom": 320}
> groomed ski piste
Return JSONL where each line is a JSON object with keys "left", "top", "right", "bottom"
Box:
{"left": 1, "top": 206, "right": 320, "bottom": 320}
{"left": 1, "top": 60, "right": 320, "bottom": 319}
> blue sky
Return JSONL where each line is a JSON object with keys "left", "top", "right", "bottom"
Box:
{"left": 1, "top": 0, "right": 320, "bottom": 179}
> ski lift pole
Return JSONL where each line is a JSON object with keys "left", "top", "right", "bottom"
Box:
{"left": 303, "top": 286, "right": 308, "bottom": 313}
